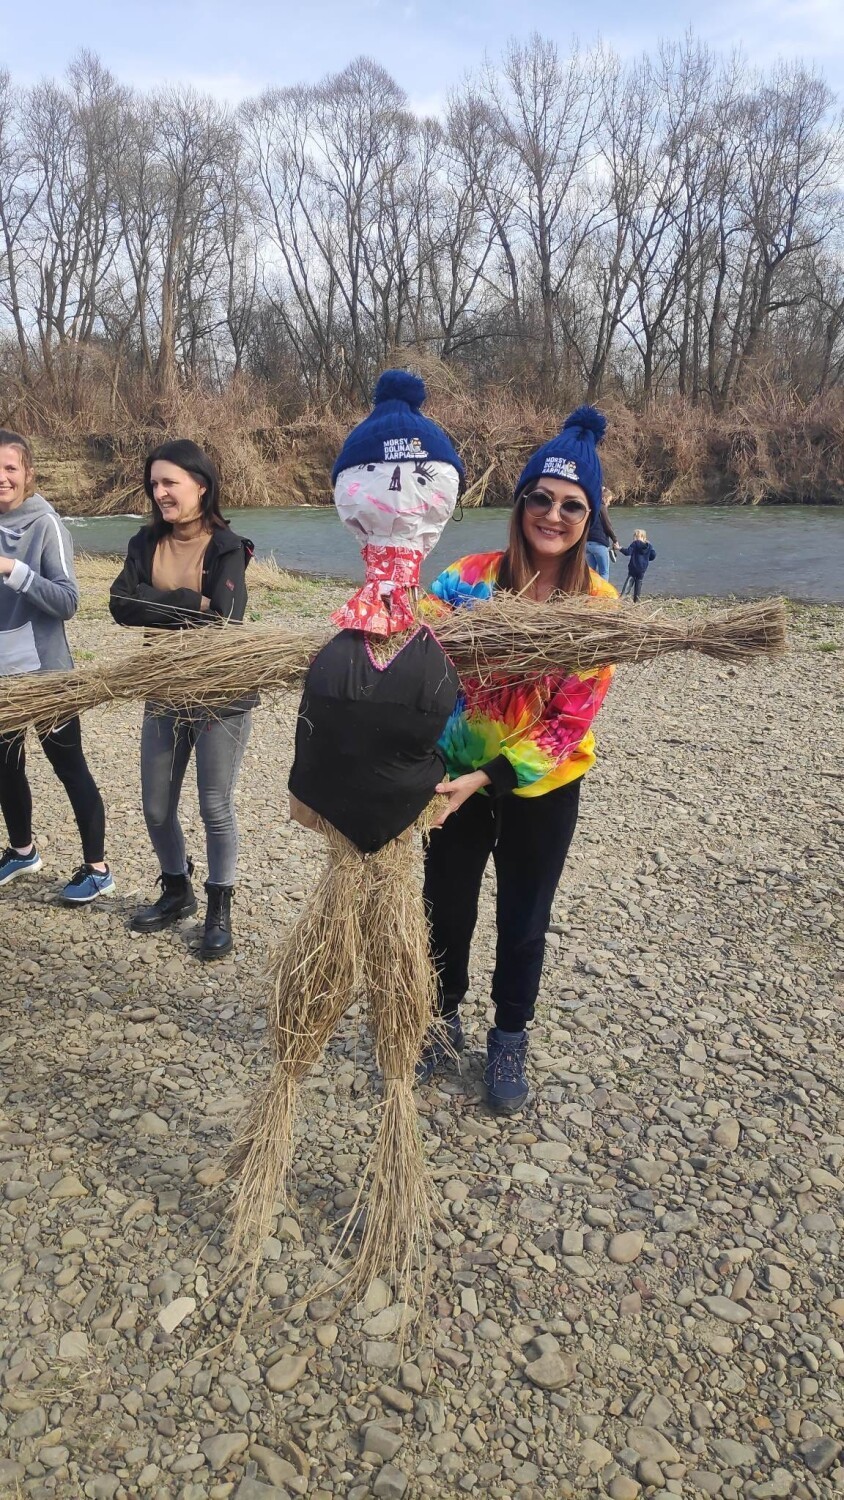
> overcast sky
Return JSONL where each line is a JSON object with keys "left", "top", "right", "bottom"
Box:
{"left": 4, "top": 0, "right": 843, "bottom": 105}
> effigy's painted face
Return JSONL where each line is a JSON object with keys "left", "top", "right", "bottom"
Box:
{"left": 334, "top": 459, "right": 460, "bottom": 557}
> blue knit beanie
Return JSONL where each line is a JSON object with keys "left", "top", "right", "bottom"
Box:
{"left": 331, "top": 370, "right": 465, "bottom": 486}
{"left": 514, "top": 405, "right": 607, "bottom": 520}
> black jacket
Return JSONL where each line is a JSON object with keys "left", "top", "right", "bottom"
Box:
{"left": 109, "top": 524, "right": 252, "bottom": 630}
{"left": 289, "top": 628, "right": 459, "bottom": 852}
{"left": 588, "top": 503, "right": 618, "bottom": 549}
{"left": 620, "top": 539, "right": 656, "bottom": 578}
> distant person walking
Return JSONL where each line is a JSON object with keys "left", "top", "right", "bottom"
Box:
{"left": 0, "top": 429, "right": 114, "bottom": 902}
{"left": 585, "top": 486, "right": 618, "bottom": 580}
{"left": 620, "top": 530, "right": 657, "bottom": 602}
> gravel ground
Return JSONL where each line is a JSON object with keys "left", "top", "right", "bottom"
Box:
{"left": 1, "top": 573, "right": 842, "bottom": 1500}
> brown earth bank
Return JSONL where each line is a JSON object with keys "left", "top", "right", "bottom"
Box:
{"left": 15, "top": 374, "right": 844, "bottom": 515}
{"left": 0, "top": 569, "right": 842, "bottom": 1500}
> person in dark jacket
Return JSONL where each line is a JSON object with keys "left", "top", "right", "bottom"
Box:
{"left": 110, "top": 439, "right": 254, "bottom": 959}
{"left": 620, "top": 530, "right": 657, "bottom": 602}
{"left": 584, "top": 486, "right": 618, "bottom": 579}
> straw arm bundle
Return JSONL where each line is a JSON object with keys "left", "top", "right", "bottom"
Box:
{"left": 0, "top": 596, "right": 787, "bottom": 737}
{"left": 0, "top": 624, "right": 325, "bottom": 737}
{"left": 434, "top": 594, "right": 788, "bottom": 680}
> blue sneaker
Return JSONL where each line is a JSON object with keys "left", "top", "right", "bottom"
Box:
{"left": 61, "top": 865, "right": 116, "bottom": 905}
{"left": 485, "top": 1028, "right": 530, "bottom": 1113}
{"left": 415, "top": 1012, "right": 465, "bottom": 1084}
{"left": 0, "top": 845, "right": 43, "bottom": 886}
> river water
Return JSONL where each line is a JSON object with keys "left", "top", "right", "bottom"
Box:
{"left": 64, "top": 503, "right": 844, "bottom": 603}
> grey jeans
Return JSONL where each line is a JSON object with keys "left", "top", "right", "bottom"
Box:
{"left": 140, "top": 706, "right": 252, "bottom": 886}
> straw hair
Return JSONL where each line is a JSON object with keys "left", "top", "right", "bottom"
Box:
{"left": 0, "top": 596, "right": 787, "bottom": 739}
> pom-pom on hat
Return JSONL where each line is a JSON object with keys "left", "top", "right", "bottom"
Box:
{"left": 514, "top": 405, "right": 607, "bottom": 520}
{"left": 331, "top": 369, "right": 465, "bottom": 486}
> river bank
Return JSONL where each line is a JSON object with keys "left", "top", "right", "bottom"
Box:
{"left": 25, "top": 381, "right": 844, "bottom": 517}
{"left": 1, "top": 574, "right": 842, "bottom": 1499}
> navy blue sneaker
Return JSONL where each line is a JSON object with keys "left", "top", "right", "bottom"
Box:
{"left": 0, "top": 846, "right": 43, "bottom": 886}
{"left": 415, "top": 1012, "right": 465, "bottom": 1084}
{"left": 61, "top": 865, "right": 116, "bottom": 904}
{"left": 484, "top": 1028, "right": 530, "bottom": 1113}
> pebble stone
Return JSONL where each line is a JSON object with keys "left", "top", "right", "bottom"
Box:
{"left": 0, "top": 578, "right": 841, "bottom": 1500}
{"left": 608, "top": 1231, "right": 646, "bottom": 1264}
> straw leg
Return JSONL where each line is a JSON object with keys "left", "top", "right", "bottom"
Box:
{"left": 225, "top": 1069, "right": 300, "bottom": 1310}
{"left": 226, "top": 823, "right": 364, "bottom": 1297}
{"left": 338, "top": 833, "right": 436, "bottom": 1308}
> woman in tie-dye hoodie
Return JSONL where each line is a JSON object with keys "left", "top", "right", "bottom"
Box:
{"left": 420, "top": 406, "right": 617, "bottom": 1114}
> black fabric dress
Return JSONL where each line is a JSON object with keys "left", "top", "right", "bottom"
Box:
{"left": 288, "top": 627, "right": 460, "bottom": 853}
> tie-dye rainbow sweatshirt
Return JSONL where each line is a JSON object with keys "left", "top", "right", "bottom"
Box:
{"left": 429, "top": 550, "right": 617, "bottom": 798}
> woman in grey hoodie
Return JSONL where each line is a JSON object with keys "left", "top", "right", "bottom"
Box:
{"left": 0, "top": 431, "right": 113, "bottom": 902}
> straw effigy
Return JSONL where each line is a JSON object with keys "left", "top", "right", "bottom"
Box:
{"left": 0, "top": 593, "right": 788, "bottom": 1319}
{"left": 0, "top": 595, "right": 787, "bottom": 738}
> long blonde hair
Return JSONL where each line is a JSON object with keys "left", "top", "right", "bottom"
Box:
{"left": 498, "top": 490, "right": 592, "bottom": 597}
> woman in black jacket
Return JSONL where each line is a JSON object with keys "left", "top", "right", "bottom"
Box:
{"left": 110, "top": 440, "right": 254, "bottom": 959}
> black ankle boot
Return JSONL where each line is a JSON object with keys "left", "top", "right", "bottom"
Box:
{"left": 131, "top": 863, "right": 197, "bottom": 933}
{"left": 201, "top": 882, "right": 233, "bottom": 960}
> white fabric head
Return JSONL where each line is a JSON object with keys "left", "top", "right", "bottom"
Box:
{"left": 333, "top": 460, "right": 460, "bottom": 557}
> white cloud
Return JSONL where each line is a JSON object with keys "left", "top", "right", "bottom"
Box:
{"left": 407, "top": 92, "right": 447, "bottom": 119}
{"left": 119, "top": 67, "right": 263, "bottom": 103}
{"left": 701, "top": 0, "right": 844, "bottom": 72}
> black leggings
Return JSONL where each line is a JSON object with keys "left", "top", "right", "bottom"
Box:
{"left": 0, "top": 718, "right": 106, "bottom": 864}
{"left": 621, "top": 573, "right": 644, "bottom": 602}
{"left": 423, "top": 778, "right": 580, "bottom": 1033}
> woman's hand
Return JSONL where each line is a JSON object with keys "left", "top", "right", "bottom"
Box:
{"left": 0, "top": 557, "right": 14, "bottom": 577}
{"left": 431, "top": 769, "right": 491, "bottom": 827}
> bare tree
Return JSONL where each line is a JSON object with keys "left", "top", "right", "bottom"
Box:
{"left": 0, "top": 40, "right": 842, "bottom": 419}
{"left": 148, "top": 88, "right": 234, "bottom": 399}
{"left": 483, "top": 35, "right": 605, "bottom": 392}
{"left": 22, "top": 54, "right": 124, "bottom": 410}
{"left": 0, "top": 69, "right": 39, "bottom": 383}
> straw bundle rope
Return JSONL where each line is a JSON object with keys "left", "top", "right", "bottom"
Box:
{"left": 0, "top": 596, "right": 787, "bottom": 737}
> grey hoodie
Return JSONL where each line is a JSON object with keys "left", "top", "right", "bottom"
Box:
{"left": 0, "top": 493, "right": 78, "bottom": 674}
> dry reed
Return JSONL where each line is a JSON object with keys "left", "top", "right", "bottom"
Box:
{"left": 434, "top": 594, "right": 788, "bottom": 679}
{"left": 0, "top": 597, "right": 787, "bottom": 738}
{"left": 226, "top": 822, "right": 364, "bottom": 1303}
{"left": 226, "top": 816, "right": 438, "bottom": 1318}
{"left": 0, "top": 623, "right": 323, "bottom": 736}
{"left": 339, "top": 829, "right": 437, "bottom": 1304}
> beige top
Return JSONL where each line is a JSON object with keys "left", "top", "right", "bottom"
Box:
{"left": 151, "top": 527, "right": 211, "bottom": 595}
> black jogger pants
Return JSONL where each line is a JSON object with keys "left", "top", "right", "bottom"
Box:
{"left": 423, "top": 778, "right": 580, "bottom": 1033}
{"left": 0, "top": 718, "right": 106, "bottom": 864}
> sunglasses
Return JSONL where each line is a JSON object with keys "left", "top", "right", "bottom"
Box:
{"left": 524, "top": 490, "right": 589, "bottom": 522}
